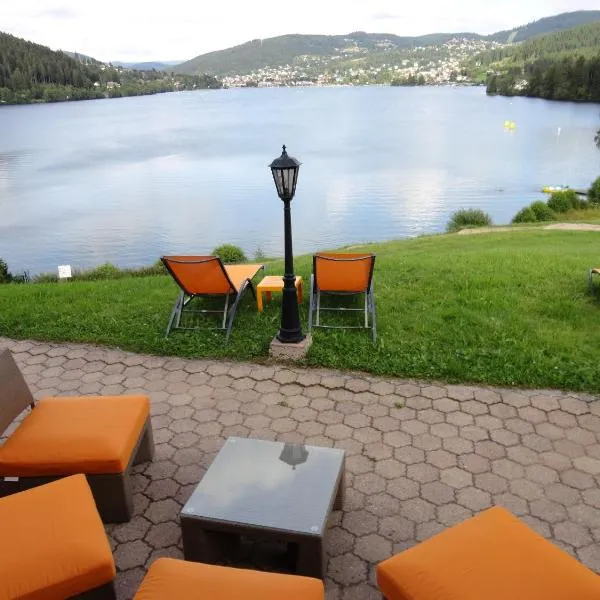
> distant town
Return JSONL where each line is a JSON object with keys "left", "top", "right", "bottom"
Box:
{"left": 222, "top": 38, "right": 501, "bottom": 88}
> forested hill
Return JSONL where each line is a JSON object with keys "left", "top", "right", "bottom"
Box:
{"left": 484, "top": 21, "right": 600, "bottom": 102}
{"left": 173, "top": 32, "right": 480, "bottom": 76}
{"left": 173, "top": 10, "right": 600, "bottom": 76}
{"left": 487, "top": 10, "right": 600, "bottom": 43}
{"left": 0, "top": 32, "right": 221, "bottom": 105}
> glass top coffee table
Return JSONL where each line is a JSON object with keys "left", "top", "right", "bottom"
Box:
{"left": 180, "top": 437, "right": 345, "bottom": 578}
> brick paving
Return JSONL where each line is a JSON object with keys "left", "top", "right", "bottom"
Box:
{"left": 1, "top": 337, "right": 600, "bottom": 599}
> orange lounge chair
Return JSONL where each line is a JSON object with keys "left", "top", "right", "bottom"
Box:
{"left": 0, "top": 349, "right": 154, "bottom": 523}
{"left": 162, "top": 256, "right": 264, "bottom": 340}
{"left": 377, "top": 506, "right": 600, "bottom": 600}
{"left": 308, "top": 253, "right": 377, "bottom": 342}
{"left": 1, "top": 475, "right": 116, "bottom": 599}
{"left": 133, "top": 558, "right": 324, "bottom": 600}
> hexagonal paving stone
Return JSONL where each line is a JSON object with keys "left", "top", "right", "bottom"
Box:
{"left": 145, "top": 499, "right": 181, "bottom": 524}
{"left": 328, "top": 553, "right": 367, "bottom": 586}
{"left": 342, "top": 510, "right": 378, "bottom": 536}
{"left": 420, "top": 481, "right": 454, "bottom": 506}
{"left": 387, "top": 477, "right": 420, "bottom": 501}
{"left": 354, "top": 533, "right": 393, "bottom": 563}
{"left": 456, "top": 487, "right": 492, "bottom": 511}
{"left": 114, "top": 540, "right": 152, "bottom": 570}
{"left": 400, "top": 498, "right": 436, "bottom": 523}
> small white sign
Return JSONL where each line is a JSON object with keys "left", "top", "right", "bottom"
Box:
{"left": 58, "top": 265, "right": 72, "bottom": 279}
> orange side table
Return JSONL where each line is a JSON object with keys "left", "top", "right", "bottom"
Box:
{"left": 256, "top": 276, "right": 303, "bottom": 312}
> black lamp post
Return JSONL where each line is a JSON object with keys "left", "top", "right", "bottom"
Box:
{"left": 269, "top": 145, "right": 304, "bottom": 344}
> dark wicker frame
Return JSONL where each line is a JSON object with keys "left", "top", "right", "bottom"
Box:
{"left": 0, "top": 349, "right": 154, "bottom": 523}
{"left": 73, "top": 581, "right": 117, "bottom": 599}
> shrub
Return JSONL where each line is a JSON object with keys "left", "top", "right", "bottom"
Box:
{"left": 512, "top": 206, "right": 537, "bottom": 223}
{"left": 0, "top": 258, "right": 12, "bottom": 283}
{"left": 446, "top": 209, "right": 492, "bottom": 233}
{"left": 212, "top": 244, "right": 247, "bottom": 263}
{"left": 588, "top": 176, "right": 600, "bottom": 204}
{"left": 547, "top": 190, "right": 578, "bottom": 213}
{"left": 75, "top": 263, "right": 121, "bottom": 280}
{"left": 529, "top": 201, "right": 555, "bottom": 222}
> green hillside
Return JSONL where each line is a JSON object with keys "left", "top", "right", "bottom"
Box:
{"left": 480, "top": 20, "right": 600, "bottom": 102}
{"left": 174, "top": 11, "right": 600, "bottom": 77}
{"left": 475, "top": 19, "right": 600, "bottom": 70}
{"left": 486, "top": 10, "right": 600, "bottom": 43}
{"left": 0, "top": 32, "right": 220, "bottom": 105}
{"left": 173, "top": 32, "right": 480, "bottom": 76}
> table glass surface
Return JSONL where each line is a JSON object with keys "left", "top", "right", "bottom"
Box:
{"left": 181, "top": 437, "right": 344, "bottom": 536}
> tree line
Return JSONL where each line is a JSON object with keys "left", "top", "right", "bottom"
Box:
{"left": 0, "top": 32, "right": 221, "bottom": 105}
{"left": 487, "top": 53, "right": 600, "bottom": 102}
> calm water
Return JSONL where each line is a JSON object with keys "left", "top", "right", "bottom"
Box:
{"left": 1, "top": 86, "right": 599, "bottom": 275}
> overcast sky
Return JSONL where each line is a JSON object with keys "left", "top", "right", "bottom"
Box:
{"left": 3, "top": 1, "right": 598, "bottom": 63}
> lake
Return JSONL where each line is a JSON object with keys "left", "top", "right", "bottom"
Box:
{"left": 1, "top": 86, "right": 599, "bottom": 275}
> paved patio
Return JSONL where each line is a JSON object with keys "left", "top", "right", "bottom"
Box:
{"left": 1, "top": 337, "right": 600, "bottom": 599}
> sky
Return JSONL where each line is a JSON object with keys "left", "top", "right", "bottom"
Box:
{"left": 2, "top": 1, "right": 598, "bottom": 63}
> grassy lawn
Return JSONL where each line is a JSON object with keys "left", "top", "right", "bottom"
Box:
{"left": 558, "top": 207, "right": 600, "bottom": 224}
{"left": 1, "top": 229, "right": 600, "bottom": 392}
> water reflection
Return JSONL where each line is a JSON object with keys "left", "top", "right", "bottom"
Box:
{"left": 279, "top": 443, "right": 309, "bottom": 470}
{"left": 0, "top": 87, "right": 599, "bottom": 274}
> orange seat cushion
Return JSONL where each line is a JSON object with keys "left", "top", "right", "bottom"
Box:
{"left": 0, "top": 474, "right": 115, "bottom": 599}
{"left": 377, "top": 507, "right": 600, "bottom": 600}
{"left": 133, "top": 558, "right": 325, "bottom": 600}
{"left": 0, "top": 395, "right": 149, "bottom": 476}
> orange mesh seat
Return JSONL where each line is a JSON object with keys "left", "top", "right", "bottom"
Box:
{"left": 377, "top": 506, "right": 600, "bottom": 600}
{"left": 0, "top": 475, "right": 116, "bottom": 599}
{"left": 133, "top": 558, "right": 325, "bottom": 600}
{"left": 161, "top": 256, "right": 264, "bottom": 340}
{"left": 0, "top": 395, "right": 149, "bottom": 476}
{"left": 309, "top": 253, "right": 377, "bottom": 342}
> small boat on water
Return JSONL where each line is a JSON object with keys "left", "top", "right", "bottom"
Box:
{"left": 542, "top": 185, "right": 570, "bottom": 193}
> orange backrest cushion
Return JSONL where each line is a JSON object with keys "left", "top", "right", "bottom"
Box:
{"left": 134, "top": 558, "right": 325, "bottom": 600}
{"left": 0, "top": 474, "right": 115, "bottom": 599}
{"left": 162, "top": 256, "right": 233, "bottom": 295}
{"left": 314, "top": 253, "right": 374, "bottom": 293}
{"left": 377, "top": 506, "right": 600, "bottom": 600}
{"left": 0, "top": 395, "right": 149, "bottom": 476}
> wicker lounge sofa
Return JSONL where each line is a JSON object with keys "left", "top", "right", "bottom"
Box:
{"left": 377, "top": 506, "right": 600, "bottom": 600}
{"left": 0, "top": 474, "right": 116, "bottom": 599}
{"left": 0, "top": 349, "right": 154, "bottom": 522}
{"left": 133, "top": 558, "right": 324, "bottom": 600}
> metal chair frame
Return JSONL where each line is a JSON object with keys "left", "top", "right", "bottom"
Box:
{"left": 308, "top": 254, "right": 377, "bottom": 343}
{"left": 162, "top": 257, "right": 261, "bottom": 341}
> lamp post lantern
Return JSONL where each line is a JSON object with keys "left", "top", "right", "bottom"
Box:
{"left": 270, "top": 145, "right": 304, "bottom": 344}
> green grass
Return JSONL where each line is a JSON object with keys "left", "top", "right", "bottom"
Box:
{"left": 2, "top": 230, "right": 600, "bottom": 392}
{"left": 558, "top": 207, "right": 600, "bottom": 224}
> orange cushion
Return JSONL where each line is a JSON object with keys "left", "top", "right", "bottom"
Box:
{"left": 133, "top": 558, "right": 325, "bottom": 600}
{"left": 0, "top": 474, "right": 116, "bottom": 599}
{"left": 0, "top": 395, "right": 149, "bottom": 476}
{"left": 377, "top": 506, "right": 600, "bottom": 600}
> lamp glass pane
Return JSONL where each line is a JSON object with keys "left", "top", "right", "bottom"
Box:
{"left": 272, "top": 169, "right": 285, "bottom": 197}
